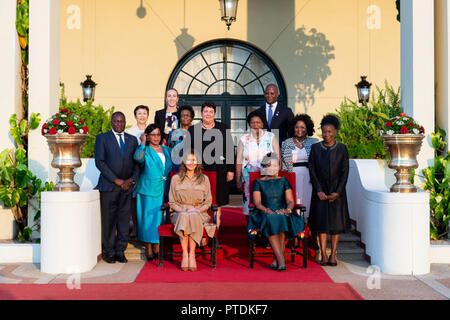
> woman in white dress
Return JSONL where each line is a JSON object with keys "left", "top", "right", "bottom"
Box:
{"left": 236, "top": 111, "right": 280, "bottom": 217}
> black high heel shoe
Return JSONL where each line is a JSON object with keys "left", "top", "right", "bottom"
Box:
{"left": 270, "top": 261, "right": 278, "bottom": 270}
{"left": 277, "top": 265, "right": 287, "bottom": 272}
{"left": 327, "top": 255, "right": 337, "bottom": 267}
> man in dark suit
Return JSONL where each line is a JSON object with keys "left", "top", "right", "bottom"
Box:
{"left": 94, "top": 112, "right": 140, "bottom": 263}
{"left": 255, "top": 84, "right": 295, "bottom": 145}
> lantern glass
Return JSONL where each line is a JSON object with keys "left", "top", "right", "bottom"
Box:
{"left": 80, "top": 75, "right": 97, "bottom": 102}
{"left": 219, "top": 0, "right": 238, "bottom": 29}
{"left": 355, "top": 76, "right": 371, "bottom": 104}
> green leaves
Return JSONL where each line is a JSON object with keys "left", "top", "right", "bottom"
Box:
{"left": 8, "top": 113, "right": 41, "bottom": 147}
{"left": 422, "top": 127, "right": 450, "bottom": 240}
{"left": 334, "top": 82, "right": 402, "bottom": 159}
{"left": 16, "top": 0, "right": 29, "bottom": 65}
{"left": 0, "top": 111, "right": 49, "bottom": 242}
{"left": 60, "top": 94, "right": 114, "bottom": 158}
{"left": 17, "top": 226, "right": 32, "bottom": 243}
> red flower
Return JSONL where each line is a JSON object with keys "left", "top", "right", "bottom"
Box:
{"left": 43, "top": 122, "right": 47, "bottom": 129}
{"left": 68, "top": 112, "right": 73, "bottom": 116}
{"left": 421, "top": 126, "right": 425, "bottom": 133}
{"left": 386, "top": 121, "right": 392, "bottom": 128}
{"left": 82, "top": 126, "right": 89, "bottom": 134}
{"left": 408, "top": 122, "right": 414, "bottom": 127}
{"left": 399, "top": 113, "right": 406, "bottom": 117}
{"left": 68, "top": 126, "right": 76, "bottom": 134}
{"left": 53, "top": 119, "right": 60, "bottom": 125}
{"left": 401, "top": 127, "right": 408, "bottom": 134}
{"left": 49, "top": 127, "right": 57, "bottom": 135}
{"left": 66, "top": 121, "right": 73, "bottom": 127}
{"left": 80, "top": 119, "right": 84, "bottom": 124}
{"left": 55, "top": 113, "right": 59, "bottom": 118}
{"left": 60, "top": 108, "right": 68, "bottom": 113}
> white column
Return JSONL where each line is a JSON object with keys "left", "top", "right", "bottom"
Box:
{"left": 28, "top": 0, "right": 60, "bottom": 230}
{"left": 435, "top": 0, "right": 450, "bottom": 153}
{"left": 29, "top": 0, "right": 60, "bottom": 182}
{"left": 0, "top": 0, "right": 21, "bottom": 239}
{"left": 401, "top": 0, "right": 435, "bottom": 172}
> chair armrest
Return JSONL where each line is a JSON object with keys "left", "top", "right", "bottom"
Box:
{"left": 211, "top": 204, "right": 219, "bottom": 224}
{"left": 294, "top": 204, "right": 306, "bottom": 218}
{"left": 160, "top": 203, "right": 170, "bottom": 224}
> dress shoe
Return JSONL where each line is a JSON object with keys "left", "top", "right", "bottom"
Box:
{"left": 327, "top": 256, "right": 337, "bottom": 267}
{"left": 103, "top": 255, "right": 116, "bottom": 264}
{"left": 188, "top": 267, "right": 197, "bottom": 272}
{"left": 270, "top": 261, "right": 278, "bottom": 270}
{"left": 146, "top": 254, "right": 155, "bottom": 261}
{"left": 115, "top": 254, "right": 128, "bottom": 263}
{"left": 277, "top": 266, "right": 287, "bottom": 272}
{"left": 319, "top": 260, "right": 329, "bottom": 266}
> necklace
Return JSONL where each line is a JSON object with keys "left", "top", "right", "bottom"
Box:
{"left": 151, "top": 144, "right": 162, "bottom": 152}
{"left": 202, "top": 121, "right": 215, "bottom": 130}
{"left": 294, "top": 136, "right": 306, "bottom": 148}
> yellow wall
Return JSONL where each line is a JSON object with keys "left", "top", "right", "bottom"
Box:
{"left": 60, "top": 0, "right": 400, "bottom": 131}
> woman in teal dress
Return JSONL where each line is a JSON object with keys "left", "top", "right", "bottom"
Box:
{"left": 134, "top": 124, "right": 172, "bottom": 260}
{"left": 248, "top": 153, "right": 303, "bottom": 271}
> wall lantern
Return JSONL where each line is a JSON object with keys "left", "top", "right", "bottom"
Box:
{"left": 80, "top": 75, "right": 97, "bottom": 102}
{"left": 219, "top": 0, "right": 238, "bottom": 30}
{"left": 355, "top": 76, "right": 372, "bottom": 104}
{"left": 137, "top": 0, "right": 147, "bottom": 19}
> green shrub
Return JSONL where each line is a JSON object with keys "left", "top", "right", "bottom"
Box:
{"left": 422, "top": 127, "right": 449, "bottom": 240}
{"left": 0, "top": 113, "right": 53, "bottom": 242}
{"left": 59, "top": 94, "right": 114, "bottom": 158}
{"left": 333, "top": 82, "right": 402, "bottom": 159}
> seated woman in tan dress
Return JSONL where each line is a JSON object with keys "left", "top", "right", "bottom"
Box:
{"left": 168, "top": 151, "right": 214, "bottom": 272}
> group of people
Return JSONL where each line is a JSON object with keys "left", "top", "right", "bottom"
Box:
{"left": 94, "top": 83, "right": 351, "bottom": 272}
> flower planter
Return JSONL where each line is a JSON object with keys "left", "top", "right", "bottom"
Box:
{"left": 382, "top": 134, "right": 425, "bottom": 193}
{"left": 44, "top": 133, "right": 88, "bottom": 192}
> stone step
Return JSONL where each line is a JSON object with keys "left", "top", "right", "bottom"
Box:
{"left": 125, "top": 240, "right": 146, "bottom": 261}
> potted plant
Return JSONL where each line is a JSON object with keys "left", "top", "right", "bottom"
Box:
{"left": 380, "top": 113, "right": 425, "bottom": 193}
{"left": 42, "top": 108, "right": 89, "bottom": 192}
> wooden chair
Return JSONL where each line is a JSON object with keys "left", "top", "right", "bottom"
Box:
{"left": 158, "top": 170, "right": 219, "bottom": 268}
{"left": 248, "top": 171, "right": 308, "bottom": 269}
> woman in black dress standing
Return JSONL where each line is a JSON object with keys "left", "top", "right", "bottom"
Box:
{"left": 154, "top": 88, "right": 180, "bottom": 144}
{"left": 308, "top": 115, "right": 350, "bottom": 267}
{"left": 188, "top": 101, "right": 235, "bottom": 232}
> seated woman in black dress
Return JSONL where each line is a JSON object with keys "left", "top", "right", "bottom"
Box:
{"left": 247, "top": 153, "right": 304, "bottom": 271}
{"left": 308, "top": 115, "right": 350, "bottom": 267}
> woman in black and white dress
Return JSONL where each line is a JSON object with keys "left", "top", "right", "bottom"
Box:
{"left": 281, "top": 114, "right": 318, "bottom": 221}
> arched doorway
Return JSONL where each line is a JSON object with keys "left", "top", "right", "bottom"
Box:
{"left": 167, "top": 39, "right": 287, "bottom": 146}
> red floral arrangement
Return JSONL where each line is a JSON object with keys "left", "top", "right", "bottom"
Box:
{"left": 42, "top": 108, "right": 89, "bottom": 136}
{"left": 380, "top": 113, "right": 424, "bottom": 136}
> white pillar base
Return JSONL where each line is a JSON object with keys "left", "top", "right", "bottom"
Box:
{"left": 348, "top": 160, "right": 430, "bottom": 275}
{"left": 40, "top": 190, "right": 101, "bottom": 274}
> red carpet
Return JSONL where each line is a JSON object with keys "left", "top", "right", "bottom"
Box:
{"left": 0, "top": 282, "right": 362, "bottom": 300}
{"left": 136, "top": 207, "right": 331, "bottom": 283}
